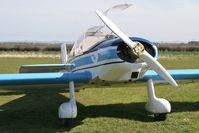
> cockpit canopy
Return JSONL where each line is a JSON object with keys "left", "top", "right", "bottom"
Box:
{"left": 69, "top": 26, "right": 116, "bottom": 58}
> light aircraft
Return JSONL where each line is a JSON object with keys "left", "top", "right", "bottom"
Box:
{"left": 0, "top": 4, "right": 199, "bottom": 126}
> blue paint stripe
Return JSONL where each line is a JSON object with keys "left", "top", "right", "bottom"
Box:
{"left": 74, "top": 56, "right": 92, "bottom": 67}
{"left": 98, "top": 49, "right": 118, "bottom": 61}
{"left": 73, "top": 48, "right": 119, "bottom": 68}
{"left": 0, "top": 72, "right": 92, "bottom": 86}
{"left": 142, "top": 69, "right": 199, "bottom": 81}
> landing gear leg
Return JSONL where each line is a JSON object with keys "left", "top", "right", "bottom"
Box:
{"left": 58, "top": 81, "right": 77, "bottom": 126}
{"left": 145, "top": 79, "right": 171, "bottom": 121}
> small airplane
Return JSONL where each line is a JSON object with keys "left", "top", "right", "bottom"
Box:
{"left": 0, "top": 4, "right": 199, "bottom": 126}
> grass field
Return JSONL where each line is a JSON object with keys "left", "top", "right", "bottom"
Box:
{"left": 0, "top": 51, "right": 198, "bottom": 133}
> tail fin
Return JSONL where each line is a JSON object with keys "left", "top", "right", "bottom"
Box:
{"left": 60, "top": 43, "right": 68, "bottom": 64}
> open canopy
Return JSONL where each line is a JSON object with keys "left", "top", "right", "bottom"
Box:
{"left": 68, "top": 4, "right": 132, "bottom": 59}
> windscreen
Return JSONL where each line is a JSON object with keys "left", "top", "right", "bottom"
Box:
{"left": 69, "top": 26, "right": 111, "bottom": 58}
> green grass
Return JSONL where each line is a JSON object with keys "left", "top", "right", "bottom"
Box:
{"left": 0, "top": 51, "right": 198, "bottom": 133}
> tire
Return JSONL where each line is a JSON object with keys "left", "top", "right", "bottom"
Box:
{"left": 60, "top": 118, "right": 74, "bottom": 127}
{"left": 154, "top": 113, "right": 167, "bottom": 121}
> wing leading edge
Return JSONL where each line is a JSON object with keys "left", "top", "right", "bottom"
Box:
{"left": 0, "top": 71, "right": 92, "bottom": 86}
{"left": 142, "top": 69, "right": 199, "bottom": 81}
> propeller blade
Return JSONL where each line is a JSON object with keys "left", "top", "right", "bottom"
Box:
{"left": 140, "top": 51, "right": 178, "bottom": 87}
{"left": 96, "top": 10, "right": 137, "bottom": 48}
{"left": 96, "top": 10, "right": 178, "bottom": 87}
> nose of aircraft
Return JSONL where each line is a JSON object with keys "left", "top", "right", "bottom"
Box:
{"left": 96, "top": 10, "right": 178, "bottom": 87}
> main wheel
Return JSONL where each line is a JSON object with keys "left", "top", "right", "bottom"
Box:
{"left": 60, "top": 118, "right": 74, "bottom": 127}
{"left": 154, "top": 113, "right": 167, "bottom": 121}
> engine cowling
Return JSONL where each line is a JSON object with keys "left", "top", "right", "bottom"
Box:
{"left": 117, "top": 38, "right": 158, "bottom": 63}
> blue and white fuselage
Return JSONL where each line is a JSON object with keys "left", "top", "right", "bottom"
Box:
{"left": 69, "top": 37, "right": 158, "bottom": 81}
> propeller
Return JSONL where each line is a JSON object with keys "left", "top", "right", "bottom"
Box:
{"left": 96, "top": 10, "right": 178, "bottom": 87}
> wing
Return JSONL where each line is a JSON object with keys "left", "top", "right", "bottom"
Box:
{"left": 142, "top": 69, "right": 199, "bottom": 81}
{"left": 0, "top": 71, "right": 92, "bottom": 86}
{"left": 19, "top": 64, "right": 75, "bottom": 73}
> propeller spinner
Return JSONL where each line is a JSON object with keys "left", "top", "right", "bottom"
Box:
{"left": 96, "top": 10, "right": 178, "bottom": 87}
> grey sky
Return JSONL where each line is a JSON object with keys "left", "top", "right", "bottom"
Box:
{"left": 0, "top": 0, "right": 199, "bottom": 42}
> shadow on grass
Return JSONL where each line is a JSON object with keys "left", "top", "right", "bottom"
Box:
{"left": 0, "top": 86, "right": 198, "bottom": 132}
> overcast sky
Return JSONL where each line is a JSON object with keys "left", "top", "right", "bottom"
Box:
{"left": 0, "top": 0, "right": 199, "bottom": 42}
